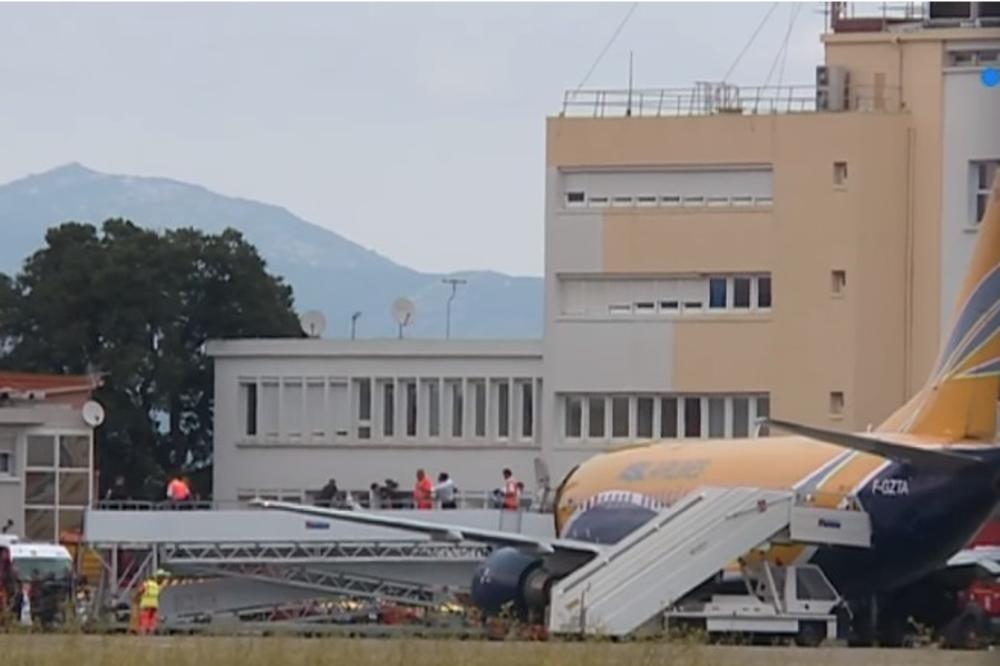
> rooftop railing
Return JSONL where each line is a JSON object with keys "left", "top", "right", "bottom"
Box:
{"left": 560, "top": 82, "right": 903, "bottom": 118}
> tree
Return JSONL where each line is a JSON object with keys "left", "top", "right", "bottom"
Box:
{"left": 0, "top": 219, "right": 301, "bottom": 498}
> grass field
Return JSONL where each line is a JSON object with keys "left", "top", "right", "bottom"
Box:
{"left": 1, "top": 635, "right": 996, "bottom": 666}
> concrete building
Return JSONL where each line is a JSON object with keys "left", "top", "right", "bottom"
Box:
{"left": 0, "top": 372, "right": 100, "bottom": 541}
{"left": 210, "top": 3, "right": 1000, "bottom": 503}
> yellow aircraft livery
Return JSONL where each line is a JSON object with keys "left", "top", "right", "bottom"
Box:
{"left": 552, "top": 172, "right": 1000, "bottom": 601}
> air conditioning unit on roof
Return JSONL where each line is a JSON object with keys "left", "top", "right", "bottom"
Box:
{"left": 816, "top": 65, "right": 850, "bottom": 112}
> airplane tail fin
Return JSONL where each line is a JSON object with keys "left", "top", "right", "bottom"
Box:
{"left": 879, "top": 173, "right": 1000, "bottom": 442}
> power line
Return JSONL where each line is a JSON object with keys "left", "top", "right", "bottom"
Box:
{"left": 571, "top": 2, "right": 640, "bottom": 97}
{"left": 722, "top": 2, "right": 779, "bottom": 84}
{"left": 776, "top": 4, "right": 802, "bottom": 89}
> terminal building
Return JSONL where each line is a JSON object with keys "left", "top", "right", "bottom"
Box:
{"left": 209, "top": 4, "right": 1000, "bottom": 504}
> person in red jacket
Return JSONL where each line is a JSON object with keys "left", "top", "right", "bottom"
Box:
{"left": 414, "top": 469, "right": 433, "bottom": 510}
{"left": 502, "top": 468, "right": 521, "bottom": 510}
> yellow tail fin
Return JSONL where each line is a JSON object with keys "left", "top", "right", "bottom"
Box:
{"left": 880, "top": 173, "right": 1000, "bottom": 442}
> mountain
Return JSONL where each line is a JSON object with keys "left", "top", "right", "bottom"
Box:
{"left": 0, "top": 164, "right": 542, "bottom": 339}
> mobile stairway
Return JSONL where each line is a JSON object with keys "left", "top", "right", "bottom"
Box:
{"left": 547, "top": 486, "right": 871, "bottom": 638}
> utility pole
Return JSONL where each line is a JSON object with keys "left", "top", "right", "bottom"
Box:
{"left": 350, "top": 311, "right": 362, "bottom": 340}
{"left": 441, "top": 278, "right": 467, "bottom": 339}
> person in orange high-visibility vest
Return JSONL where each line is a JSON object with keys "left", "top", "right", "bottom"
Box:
{"left": 137, "top": 569, "right": 167, "bottom": 634}
{"left": 502, "top": 468, "right": 521, "bottom": 510}
{"left": 414, "top": 469, "right": 433, "bottom": 510}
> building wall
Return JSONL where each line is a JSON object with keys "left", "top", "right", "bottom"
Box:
{"left": 941, "top": 53, "right": 1000, "bottom": 331}
{"left": 210, "top": 340, "right": 544, "bottom": 502}
{"left": 0, "top": 408, "right": 94, "bottom": 541}
{"left": 543, "top": 111, "right": 908, "bottom": 476}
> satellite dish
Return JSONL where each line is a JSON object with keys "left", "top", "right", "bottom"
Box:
{"left": 300, "top": 310, "right": 327, "bottom": 338}
{"left": 391, "top": 298, "right": 415, "bottom": 338}
{"left": 82, "top": 401, "right": 106, "bottom": 428}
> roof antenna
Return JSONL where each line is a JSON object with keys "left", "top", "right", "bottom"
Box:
{"left": 626, "top": 51, "right": 634, "bottom": 117}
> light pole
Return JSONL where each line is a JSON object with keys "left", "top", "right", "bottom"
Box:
{"left": 441, "top": 278, "right": 467, "bottom": 339}
{"left": 350, "top": 311, "right": 362, "bottom": 340}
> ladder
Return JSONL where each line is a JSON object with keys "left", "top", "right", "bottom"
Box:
{"left": 547, "top": 486, "right": 870, "bottom": 637}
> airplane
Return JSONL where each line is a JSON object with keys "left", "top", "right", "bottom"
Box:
{"left": 255, "top": 172, "right": 1000, "bottom": 644}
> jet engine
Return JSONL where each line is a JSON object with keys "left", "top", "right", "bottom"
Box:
{"left": 469, "top": 546, "right": 554, "bottom": 616}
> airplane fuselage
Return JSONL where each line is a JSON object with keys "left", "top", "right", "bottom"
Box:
{"left": 554, "top": 436, "right": 1000, "bottom": 599}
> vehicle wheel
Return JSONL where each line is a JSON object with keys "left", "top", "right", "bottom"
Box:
{"left": 941, "top": 608, "right": 987, "bottom": 650}
{"left": 793, "top": 621, "right": 826, "bottom": 648}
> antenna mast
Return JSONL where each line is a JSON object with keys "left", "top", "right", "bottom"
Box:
{"left": 441, "top": 278, "right": 467, "bottom": 340}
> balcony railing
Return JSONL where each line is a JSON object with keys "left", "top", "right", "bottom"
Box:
{"left": 560, "top": 82, "right": 903, "bottom": 118}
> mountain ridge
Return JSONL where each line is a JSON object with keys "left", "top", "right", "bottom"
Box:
{"left": 0, "top": 164, "right": 542, "bottom": 339}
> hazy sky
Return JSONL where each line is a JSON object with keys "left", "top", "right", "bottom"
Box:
{"left": 0, "top": 2, "right": 825, "bottom": 276}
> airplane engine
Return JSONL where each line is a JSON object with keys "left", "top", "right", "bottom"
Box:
{"left": 469, "top": 546, "right": 551, "bottom": 616}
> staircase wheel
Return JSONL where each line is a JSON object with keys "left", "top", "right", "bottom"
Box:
{"left": 793, "top": 621, "right": 826, "bottom": 648}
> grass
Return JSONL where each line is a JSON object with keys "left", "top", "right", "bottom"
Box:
{"left": 0, "top": 634, "right": 996, "bottom": 666}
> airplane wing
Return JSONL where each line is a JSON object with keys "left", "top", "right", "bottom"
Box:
{"left": 251, "top": 499, "right": 603, "bottom": 556}
{"left": 766, "top": 419, "right": 983, "bottom": 472}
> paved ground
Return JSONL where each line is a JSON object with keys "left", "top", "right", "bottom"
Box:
{"left": 1, "top": 634, "right": 996, "bottom": 666}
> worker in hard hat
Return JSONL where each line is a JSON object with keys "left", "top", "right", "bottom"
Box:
{"left": 137, "top": 569, "right": 168, "bottom": 634}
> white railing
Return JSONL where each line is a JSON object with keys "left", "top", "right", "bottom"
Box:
{"left": 94, "top": 487, "right": 546, "bottom": 513}
{"left": 561, "top": 82, "right": 902, "bottom": 118}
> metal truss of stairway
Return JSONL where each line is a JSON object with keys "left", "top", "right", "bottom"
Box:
{"left": 547, "top": 486, "right": 871, "bottom": 637}
{"left": 172, "top": 562, "right": 446, "bottom": 611}
{"left": 160, "top": 541, "right": 491, "bottom": 567}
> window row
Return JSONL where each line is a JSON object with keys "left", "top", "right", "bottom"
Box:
{"left": 565, "top": 192, "right": 773, "bottom": 210}
{"left": 240, "top": 376, "right": 540, "bottom": 444}
{"left": 561, "top": 274, "right": 771, "bottom": 319}
{"left": 562, "top": 393, "right": 770, "bottom": 442}
{"left": 22, "top": 432, "right": 93, "bottom": 542}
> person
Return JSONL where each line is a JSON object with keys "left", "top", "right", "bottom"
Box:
{"left": 316, "top": 478, "right": 339, "bottom": 507}
{"left": 434, "top": 472, "right": 458, "bottom": 509}
{"left": 137, "top": 569, "right": 167, "bottom": 635}
{"left": 502, "top": 468, "right": 521, "bottom": 511}
{"left": 104, "top": 475, "right": 129, "bottom": 503}
{"left": 414, "top": 469, "right": 433, "bottom": 510}
{"left": 368, "top": 482, "right": 382, "bottom": 510}
{"left": 166, "top": 475, "right": 191, "bottom": 506}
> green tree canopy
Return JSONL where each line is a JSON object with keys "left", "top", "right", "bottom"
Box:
{"left": 0, "top": 219, "right": 301, "bottom": 498}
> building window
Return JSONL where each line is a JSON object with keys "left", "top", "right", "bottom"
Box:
{"left": 660, "top": 397, "right": 678, "bottom": 438}
{"left": 830, "top": 391, "right": 845, "bottom": 416}
{"left": 261, "top": 380, "right": 279, "bottom": 437}
{"left": 283, "top": 378, "right": 303, "bottom": 438}
{"left": 240, "top": 382, "right": 258, "bottom": 436}
{"left": 635, "top": 301, "right": 656, "bottom": 315}
{"left": 473, "top": 381, "right": 486, "bottom": 438}
{"left": 307, "top": 380, "right": 325, "bottom": 438}
{"left": 405, "top": 381, "right": 418, "bottom": 437}
{"left": 757, "top": 276, "right": 772, "bottom": 309}
{"left": 428, "top": 381, "right": 440, "bottom": 438}
{"left": 611, "top": 397, "right": 629, "bottom": 438}
{"left": 0, "top": 451, "right": 11, "bottom": 475}
{"left": 521, "top": 382, "right": 534, "bottom": 439}
{"left": 756, "top": 395, "right": 771, "bottom": 436}
{"left": 973, "top": 161, "right": 998, "bottom": 226}
{"left": 708, "top": 397, "right": 725, "bottom": 437}
{"left": 497, "top": 382, "right": 510, "bottom": 439}
{"left": 709, "top": 278, "right": 727, "bottom": 309}
{"left": 356, "top": 378, "right": 372, "bottom": 440}
{"left": 732, "top": 397, "right": 750, "bottom": 437}
{"left": 565, "top": 396, "right": 582, "bottom": 439}
{"left": 588, "top": 397, "right": 605, "bottom": 439}
{"left": 833, "top": 161, "right": 848, "bottom": 187}
{"left": 684, "top": 398, "right": 702, "bottom": 438}
{"left": 566, "top": 191, "right": 586, "bottom": 206}
{"left": 451, "top": 382, "right": 464, "bottom": 438}
{"left": 27, "top": 435, "right": 55, "bottom": 468}
{"left": 637, "top": 397, "right": 654, "bottom": 438}
{"left": 832, "top": 270, "right": 847, "bottom": 295}
{"left": 733, "top": 278, "right": 751, "bottom": 309}
{"left": 382, "top": 382, "right": 395, "bottom": 438}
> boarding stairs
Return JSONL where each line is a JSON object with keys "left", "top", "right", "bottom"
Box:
{"left": 547, "top": 486, "right": 871, "bottom": 637}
